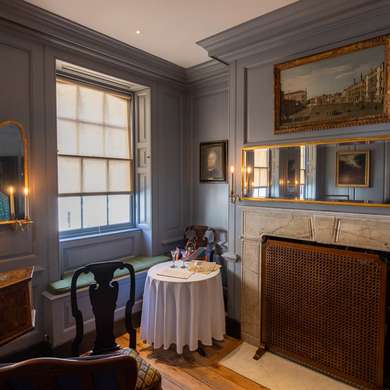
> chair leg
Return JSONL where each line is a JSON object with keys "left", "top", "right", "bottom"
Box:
{"left": 129, "top": 328, "right": 137, "bottom": 350}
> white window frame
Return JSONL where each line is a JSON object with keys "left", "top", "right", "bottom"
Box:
{"left": 56, "top": 77, "right": 136, "bottom": 238}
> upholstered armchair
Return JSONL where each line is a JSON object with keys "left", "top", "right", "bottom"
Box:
{"left": 0, "top": 354, "right": 138, "bottom": 390}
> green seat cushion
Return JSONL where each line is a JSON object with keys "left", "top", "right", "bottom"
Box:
{"left": 47, "top": 255, "right": 169, "bottom": 295}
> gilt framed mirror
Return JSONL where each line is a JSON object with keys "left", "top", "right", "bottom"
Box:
{"left": 241, "top": 135, "right": 390, "bottom": 207}
{"left": 0, "top": 120, "right": 30, "bottom": 224}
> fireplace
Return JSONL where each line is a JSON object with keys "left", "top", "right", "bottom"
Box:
{"left": 255, "top": 236, "right": 387, "bottom": 389}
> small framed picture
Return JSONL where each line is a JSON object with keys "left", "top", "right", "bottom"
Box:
{"left": 200, "top": 141, "right": 227, "bottom": 183}
{"left": 336, "top": 151, "right": 370, "bottom": 187}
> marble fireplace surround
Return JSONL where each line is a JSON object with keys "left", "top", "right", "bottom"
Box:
{"left": 240, "top": 206, "right": 390, "bottom": 346}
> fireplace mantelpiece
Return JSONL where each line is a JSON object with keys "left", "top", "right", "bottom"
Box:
{"left": 240, "top": 206, "right": 390, "bottom": 345}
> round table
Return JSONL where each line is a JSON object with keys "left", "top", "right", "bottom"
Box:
{"left": 140, "top": 261, "right": 225, "bottom": 354}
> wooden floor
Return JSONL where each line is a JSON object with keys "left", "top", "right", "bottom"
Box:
{"left": 117, "top": 331, "right": 268, "bottom": 390}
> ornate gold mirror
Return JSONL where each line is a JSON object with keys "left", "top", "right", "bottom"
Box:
{"left": 0, "top": 120, "right": 30, "bottom": 224}
{"left": 242, "top": 135, "right": 390, "bottom": 207}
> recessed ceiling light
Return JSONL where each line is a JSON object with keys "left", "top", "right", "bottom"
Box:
{"left": 136, "top": 30, "right": 141, "bottom": 35}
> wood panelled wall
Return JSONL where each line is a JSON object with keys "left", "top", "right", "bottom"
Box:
{"left": 191, "top": 0, "right": 390, "bottom": 327}
{"left": 0, "top": 0, "right": 188, "bottom": 355}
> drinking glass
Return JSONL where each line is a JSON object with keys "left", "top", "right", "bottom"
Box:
{"left": 170, "top": 250, "right": 177, "bottom": 268}
{"left": 180, "top": 250, "right": 187, "bottom": 269}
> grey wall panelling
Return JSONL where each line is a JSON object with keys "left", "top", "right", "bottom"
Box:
{"left": 0, "top": 0, "right": 189, "bottom": 355}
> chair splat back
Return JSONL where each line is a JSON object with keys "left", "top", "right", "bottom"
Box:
{"left": 70, "top": 261, "right": 136, "bottom": 356}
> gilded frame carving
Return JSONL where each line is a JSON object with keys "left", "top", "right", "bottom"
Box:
{"left": 274, "top": 35, "right": 390, "bottom": 134}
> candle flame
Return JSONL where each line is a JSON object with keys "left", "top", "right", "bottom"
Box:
{"left": 230, "top": 165, "right": 235, "bottom": 173}
{"left": 24, "top": 187, "right": 29, "bottom": 195}
{"left": 9, "top": 186, "right": 14, "bottom": 195}
{"left": 247, "top": 166, "right": 252, "bottom": 174}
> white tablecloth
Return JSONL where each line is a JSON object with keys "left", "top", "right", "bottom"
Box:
{"left": 140, "top": 261, "right": 225, "bottom": 354}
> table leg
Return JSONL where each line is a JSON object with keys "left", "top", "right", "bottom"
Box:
{"left": 197, "top": 343, "right": 206, "bottom": 357}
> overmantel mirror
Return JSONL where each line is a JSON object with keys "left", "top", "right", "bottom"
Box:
{"left": 242, "top": 135, "right": 390, "bottom": 207}
{"left": 0, "top": 120, "right": 30, "bottom": 225}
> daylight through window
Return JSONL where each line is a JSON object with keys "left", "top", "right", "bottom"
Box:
{"left": 56, "top": 78, "right": 134, "bottom": 234}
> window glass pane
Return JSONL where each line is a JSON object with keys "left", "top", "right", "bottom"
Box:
{"left": 57, "top": 119, "right": 78, "bottom": 155}
{"left": 83, "top": 195, "right": 107, "bottom": 228}
{"left": 58, "top": 157, "right": 81, "bottom": 194}
{"left": 79, "top": 123, "right": 104, "bottom": 157}
{"left": 254, "top": 149, "right": 268, "bottom": 167}
{"left": 105, "top": 127, "right": 130, "bottom": 158}
{"left": 105, "top": 94, "right": 128, "bottom": 128}
{"left": 57, "top": 82, "right": 77, "bottom": 120}
{"left": 300, "top": 170, "right": 305, "bottom": 184}
{"left": 79, "top": 86, "right": 104, "bottom": 123}
{"left": 259, "top": 168, "right": 268, "bottom": 187}
{"left": 108, "top": 160, "right": 131, "bottom": 192}
{"left": 58, "top": 196, "right": 81, "bottom": 231}
{"left": 83, "top": 159, "right": 107, "bottom": 192}
{"left": 108, "top": 195, "right": 130, "bottom": 225}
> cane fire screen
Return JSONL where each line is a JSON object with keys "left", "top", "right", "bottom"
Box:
{"left": 260, "top": 238, "right": 387, "bottom": 389}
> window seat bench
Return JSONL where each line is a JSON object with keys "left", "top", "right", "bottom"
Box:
{"left": 42, "top": 255, "right": 168, "bottom": 348}
{"left": 47, "top": 255, "right": 169, "bottom": 295}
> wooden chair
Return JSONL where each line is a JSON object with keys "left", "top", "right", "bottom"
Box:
{"left": 71, "top": 260, "right": 161, "bottom": 390}
{"left": 0, "top": 354, "right": 138, "bottom": 390}
{"left": 184, "top": 225, "right": 216, "bottom": 261}
{"left": 71, "top": 260, "right": 136, "bottom": 356}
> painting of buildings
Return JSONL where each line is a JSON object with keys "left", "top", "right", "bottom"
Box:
{"left": 275, "top": 39, "right": 388, "bottom": 133}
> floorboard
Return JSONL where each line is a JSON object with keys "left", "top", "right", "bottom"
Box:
{"left": 117, "top": 330, "right": 268, "bottom": 390}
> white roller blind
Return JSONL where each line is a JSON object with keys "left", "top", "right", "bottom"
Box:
{"left": 57, "top": 82, "right": 77, "bottom": 120}
{"left": 79, "top": 123, "right": 104, "bottom": 157}
{"left": 57, "top": 120, "right": 78, "bottom": 155}
{"left": 57, "top": 78, "right": 134, "bottom": 231}
{"left": 105, "top": 94, "right": 128, "bottom": 127}
{"left": 108, "top": 160, "right": 131, "bottom": 192}
{"left": 254, "top": 149, "right": 268, "bottom": 167}
{"left": 79, "top": 86, "right": 104, "bottom": 123}
{"left": 105, "top": 127, "right": 130, "bottom": 158}
{"left": 83, "top": 159, "right": 107, "bottom": 193}
{"left": 58, "top": 157, "right": 81, "bottom": 194}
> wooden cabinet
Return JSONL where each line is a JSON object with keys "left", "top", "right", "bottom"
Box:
{"left": 0, "top": 267, "right": 34, "bottom": 346}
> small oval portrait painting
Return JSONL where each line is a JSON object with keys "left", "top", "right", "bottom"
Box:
{"left": 200, "top": 141, "right": 227, "bottom": 182}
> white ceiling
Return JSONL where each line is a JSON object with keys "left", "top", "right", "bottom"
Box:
{"left": 25, "top": 0, "right": 297, "bottom": 68}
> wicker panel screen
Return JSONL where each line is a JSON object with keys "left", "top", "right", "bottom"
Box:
{"left": 261, "top": 238, "right": 387, "bottom": 389}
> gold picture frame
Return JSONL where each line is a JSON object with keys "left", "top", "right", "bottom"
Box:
{"left": 336, "top": 150, "right": 370, "bottom": 188}
{"left": 274, "top": 35, "right": 390, "bottom": 134}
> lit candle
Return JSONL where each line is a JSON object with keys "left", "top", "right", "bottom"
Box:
{"left": 230, "top": 165, "right": 235, "bottom": 195}
{"left": 9, "top": 186, "right": 15, "bottom": 219}
{"left": 24, "top": 187, "right": 29, "bottom": 220}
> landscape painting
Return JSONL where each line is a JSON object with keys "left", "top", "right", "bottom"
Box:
{"left": 336, "top": 151, "right": 370, "bottom": 188}
{"left": 274, "top": 36, "right": 389, "bottom": 133}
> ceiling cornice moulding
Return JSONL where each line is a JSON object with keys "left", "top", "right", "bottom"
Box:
{"left": 0, "top": 0, "right": 187, "bottom": 85}
{"left": 186, "top": 60, "right": 228, "bottom": 84}
{"left": 197, "top": 0, "right": 390, "bottom": 63}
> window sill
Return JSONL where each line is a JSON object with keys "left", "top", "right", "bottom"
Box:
{"left": 59, "top": 227, "right": 142, "bottom": 243}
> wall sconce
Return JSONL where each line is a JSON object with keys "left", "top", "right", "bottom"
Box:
{"left": 230, "top": 165, "right": 240, "bottom": 203}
